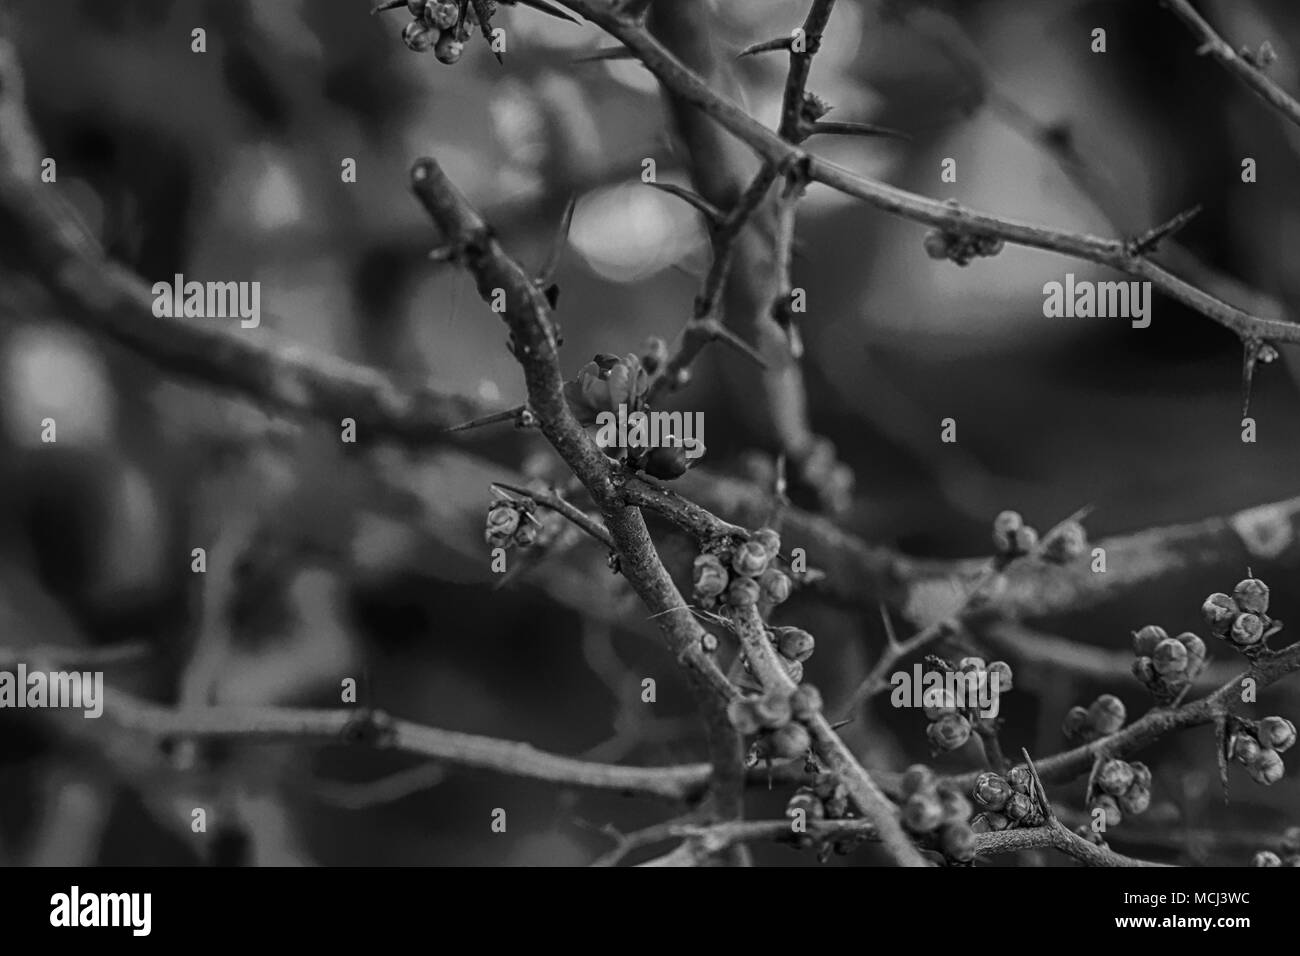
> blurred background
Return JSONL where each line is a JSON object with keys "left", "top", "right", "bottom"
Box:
{"left": 1, "top": 0, "right": 1299, "bottom": 866}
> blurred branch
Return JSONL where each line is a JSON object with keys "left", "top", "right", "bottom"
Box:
{"left": 103, "top": 687, "right": 713, "bottom": 801}
{"left": 645, "top": 0, "right": 825, "bottom": 497}
{"left": 881, "top": 0, "right": 1292, "bottom": 328}
{"left": 562, "top": 0, "right": 1300, "bottom": 346}
{"left": 1163, "top": 0, "right": 1300, "bottom": 130}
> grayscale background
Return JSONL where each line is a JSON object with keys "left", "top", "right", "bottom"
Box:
{"left": 0, "top": 0, "right": 1298, "bottom": 866}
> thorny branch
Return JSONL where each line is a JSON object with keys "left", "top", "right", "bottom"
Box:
{"left": 561, "top": 0, "right": 1300, "bottom": 346}
{"left": 1162, "top": 0, "right": 1300, "bottom": 131}
{"left": 1, "top": 0, "right": 1298, "bottom": 868}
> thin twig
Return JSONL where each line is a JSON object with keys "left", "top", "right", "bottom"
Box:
{"left": 1163, "top": 0, "right": 1300, "bottom": 131}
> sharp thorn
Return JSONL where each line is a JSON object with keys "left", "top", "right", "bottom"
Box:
{"left": 737, "top": 36, "right": 795, "bottom": 58}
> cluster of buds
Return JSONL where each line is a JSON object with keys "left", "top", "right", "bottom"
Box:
{"left": 1202, "top": 576, "right": 1281, "bottom": 658}
{"left": 971, "top": 765, "right": 1047, "bottom": 830}
{"left": 572, "top": 352, "right": 648, "bottom": 417}
{"left": 992, "top": 510, "right": 1088, "bottom": 564}
{"left": 568, "top": 353, "right": 702, "bottom": 480}
{"left": 923, "top": 227, "right": 1004, "bottom": 267}
{"left": 1088, "top": 758, "right": 1152, "bottom": 826}
{"left": 783, "top": 758, "right": 872, "bottom": 860}
{"left": 991, "top": 510, "right": 1037, "bottom": 559}
{"left": 899, "top": 765, "right": 977, "bottom": 863}
{"left": 399, "top": 1, "right": 477, "bottom": 63}
{"left": 1129, "top": 626, "right": 1206, "bottom": 703}
{"left": 1063, "top": 693, "right": 1127, "bottom": 742}
{"left": 728, "top": 684, "right": 822, "bottom": 765}
{"left": 693, "top": 529, "right": 792, "bottom": 608}
{"left": 1228, "top": 715, "right": 1296, "bottom": 786}
{"left": 923, "top": 657, "right": 1014, "bottom": 754}
{"left": 484, "top": 496, "right": 544, "bottom": 549}
{"left": 1252, "top": 826, "right": 1300, "bottom": 866}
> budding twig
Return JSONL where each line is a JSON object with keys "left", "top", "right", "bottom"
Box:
{"left": 1162, "top": 0, "right": 1300, "bottom": 131}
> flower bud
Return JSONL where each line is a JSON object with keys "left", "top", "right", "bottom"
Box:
{"left": 985, "top": 660, "right": 1014, "bottom": 693}
{"left": 407, "top": 0, "right": 429, "bottom": 16}
{"left": 1202, "top": 592, "right": 1239, "bottom": 636}
{"left": 1131, "top": 656, "right": 1156, "bottom": 685}
{"left": 577, "top": 354, "right": 647, "bottom": 414}
{"left": 1282, "top": 826, "right": 1300, "bottom": 856}
{"left": 641, "top": 443, "right": 693, "bottom": 480}
{"left": 766, "top": 721, "right": 811, "bottom": 759}
{"left": 1152, "top": 637, "right": 1188, "bottom": 676}
{"left": 922, "top": 690, "right": 959, "bottom": 721}
{"left": 1004, "top": 792, "right": 1034, "bottom": 823}
{"left": 1133, "top": 625, "right": 1169, "bottom": 657}
{"left": 1096, "top": 758, "right": 1136, "bottom": 797}
{"left": 1231, "top": 612, "right": 1265, "bottom": 647}
{"left": 732, "top": 540, "right": 770, "bottom": 577}
{"left": 485, "top": 503, "right": 521, "bottom": 546}
{"left": 1248, "top": 748, "right": 1285, "bottom": 785}
{"left": 726, "top": 697, "right": 761, "bottom": 734}
{"left": 992, "top": 510, "right": 1023, "bottom": 536}
{"left": 640, "top": 335, "right": 669, "bottom": 374}
{"left": 927, "top": 713, "right": 971, "bottom": 751}
{"left": 1118, "top": 783, "right": 1150, "bottom": 816}
{"left": 692, "top": 554, "right": 729, "bottom": 599}
{"left": 1253, "top": 850, "right": 1283, "bottom": 867}
{"left": 751, "top": 527, "right": 781, "bottom": 559}
{"left": 1063, "top": 705, "right": 1093, "bottom": 740}
{"left": 513, "top": 521, "right": 539, "bottom": 548}
{"left": 786, "top": 788, "right": 825, "bottom": 822}
{"left": 1259, "top": 716, "right": 1296, "bottom": 753}
{"left": 426, "top": 1, "right": 459, "bottom": 28}
{"left": 780, "top": 656, "right": 804, "bottom": 684}
{"left": 959, "top": 656, "right": 986, "bottom": 675}
{"left": 1129, "top": 761, "right": 1152, "bottom": 789}
{"left": 1006, "top": 766, "right": 1033, "bottom": 795}
{"left": 790, "top": 684, "right": 823, "bottom": 719}
{"left": 1088, "top": 694, "right": 1127, "bottom": 735}
{"left": 940, "top": 822, "right": 976, "bottom": 862}
{"left": 1230, "top": 733, "right": 1261, "bottom": 765}
{"left": 973, "top": 771, "right": 1012, "bottom": 812}
{"left": 1089, "top": 794, "right": 1122, "bottom": 828}
{"left": 775, "top": 627, "right": 815, "bottom": 663}
{"left": 923, "top": 229, "right": 951, "bottom": 261}
{"left": 433, "top": 32, "right": 464, "bottom": 64}
{"left": 901, "top": 764, "right": 934, "bottom": 796}
{"left": 1042, "top": 520, "right": 1087, "bottom": 563}
{"left": 1180, "top": 632, "right": 1206, "bottom": 671}
{"left": 759, "top": 568, "right": 792, "bottom": 604}
{"left": 1012, "top": 525, "right": 1038, "bottom": 555}
{"left": 754, "top": 691, "right": 793, "bottom": 729}
{"left": 902, "top": 791, "right": 944, "bottom": 833}
{"left": 726, "top": 576, "right": 761, "bottom": 608}
{"left": 938, "top": 784, "right": 973, "bottom": 824}
{"left": 1233, "top": 577, "right": 1270, "bottom": 615}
